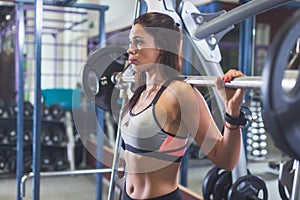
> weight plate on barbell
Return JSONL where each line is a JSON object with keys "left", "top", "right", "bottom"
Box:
{"left": 261, "top": 9, "right": 300, "bottom": 160}
{"left": 82, "top": 46, "right": 127, "bottom": 110}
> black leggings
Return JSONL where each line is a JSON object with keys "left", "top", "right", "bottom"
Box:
{"left": 122, "top": 186, "right": 182, "bottom": 200}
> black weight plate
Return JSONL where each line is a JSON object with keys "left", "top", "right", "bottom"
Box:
{"left": 214, "top": 171, "right": 232, "bottom": 200}
{"left": 227, "top": 175, "right": 268, "bottom": 200}
{"left": 202, "top": 166, "right": 226, "bottom": 200}
{"left": 261, "top": 9, "right": 300, "bottom": 160}
{"left": 82, "top": 46, "right": 127, "bottom": 110}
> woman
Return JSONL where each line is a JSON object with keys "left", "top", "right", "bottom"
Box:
{"left": 120, "top": 12, "right": 245, "bottom": 200}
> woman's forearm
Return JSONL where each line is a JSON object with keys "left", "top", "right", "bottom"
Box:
{"left": 206, "top": 125, "right": 242, "bottom": 171}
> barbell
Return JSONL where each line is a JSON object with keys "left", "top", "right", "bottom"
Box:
{"left": 111, "top": 70, "right": 298, "bottom": 90}
{"left": 81, "top": 10, "right": 300, "bottom": 160}
{"left": 83, "top": 45, "right": 298, "bottom": 105}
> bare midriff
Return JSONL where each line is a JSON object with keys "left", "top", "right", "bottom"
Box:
{"left": 124, "top": 151, "right": 180, "bottom": 199}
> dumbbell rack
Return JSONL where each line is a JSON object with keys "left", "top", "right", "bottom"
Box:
{"left": 0, "top": 102, "right": 75, "bottom": 176}
{"left": 246, "top": 92, "right": 268, "bottom": 160}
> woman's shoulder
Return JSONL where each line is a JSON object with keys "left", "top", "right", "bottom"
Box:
{"left": 160, "top": 79, "right": 196, "bottom": 104}
{"left": 168, "top": 79, "right": 194, "bottom": 94}
{"left": 169, "top": 79, "right": 206, "bottom": 104}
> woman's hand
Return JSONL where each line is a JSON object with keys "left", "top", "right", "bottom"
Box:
{"left": 215, "top": 69, "right": 245, "bottom": 117}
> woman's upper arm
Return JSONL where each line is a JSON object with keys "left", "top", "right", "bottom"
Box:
{"left": 180, "top": 85, "right": 222, "bottom": 157}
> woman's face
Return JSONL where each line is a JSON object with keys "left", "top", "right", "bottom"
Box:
{"left": 127, "top": 24, "right": 161, "bottom": 72}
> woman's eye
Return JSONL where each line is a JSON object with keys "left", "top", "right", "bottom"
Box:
{"left": 129, "top": 39, "right": 144, "bottom": 50}
{"left": 134, "top": 40, "right": 143, "bottom": 48}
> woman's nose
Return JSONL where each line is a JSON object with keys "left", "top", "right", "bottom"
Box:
{"left": 127, "top": 44, "right": 137, "bottom": 54}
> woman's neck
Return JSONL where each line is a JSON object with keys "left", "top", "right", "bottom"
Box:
{"left": 144, "top": 67, "right": 165, "bottom": 90}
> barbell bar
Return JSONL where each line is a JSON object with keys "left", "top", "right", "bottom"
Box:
{"left": 111, "top": 70, "right": 298, "bottom": 90}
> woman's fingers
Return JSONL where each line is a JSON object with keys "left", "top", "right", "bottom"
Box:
{"left": 215, "top": 70, "right": 246, "bottom": 103}
{"left": 222, "top": 69, "right": 245, "bottom": 82}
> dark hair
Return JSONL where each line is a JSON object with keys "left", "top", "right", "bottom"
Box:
{"left": 124, "top": 12, "right": 182, "bottom": 114}
{"left": 133, "top": 12, "right": 181, "bottom": 72}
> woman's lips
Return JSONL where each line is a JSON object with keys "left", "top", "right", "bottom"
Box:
{"left": 129, "top": 59, "right": 136, "bottom": 64}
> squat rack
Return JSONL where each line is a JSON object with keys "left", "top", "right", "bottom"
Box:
{"left": 22, "top": 5, "right": 88, "bottom": 90}
{"left": 14, "top": 1, "right": 108, "bottom": 200}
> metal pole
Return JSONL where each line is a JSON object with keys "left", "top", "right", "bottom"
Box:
{"left": 133, "top": 0, "right": 141, "bottom": 19}
{"left": 96, "top": 108, "right": 104, "bottom": 200}
{"left": 21, "top": 168, "right": 124, "bottom": 198}
{"left": 231, "top": 0, "right": 257, "bottom": 182}
{"left": 54, "top": 34, "right": 58, "bottom": 88}
{"left": 32, "top": 0, "right": 43, "bottom": 198}
{"left": 15, "top": 0, "right": 109, "bottom": 11}
{"left": 107, "top": 90, "right": 127, "bottom": 200}
{"left": 16, "top": 3, "right": 25, "bottom": 200}
{"left": 95, "top": 9, "right": 106, "bottom": 200}
{"left": 195, "top": 0, "right": 292, "bottom": 39}
{"left": 180, "top": 148, "right": 189, "bottom": 186}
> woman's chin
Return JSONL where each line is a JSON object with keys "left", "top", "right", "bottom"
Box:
{"left": 132, "top": 65, "right": 143, "bottom": 73}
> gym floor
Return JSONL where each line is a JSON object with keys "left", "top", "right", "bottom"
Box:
{"left": 0, "top": 158, "right": 283, "bottom": 200}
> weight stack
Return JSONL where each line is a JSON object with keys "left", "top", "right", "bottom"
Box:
{"left": 247, "top": 95, "right": 268, "bottom": 160}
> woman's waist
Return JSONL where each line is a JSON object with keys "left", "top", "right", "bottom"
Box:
{"left": 124, "top": 151, "right": 181, "bottom": 173}
{"left": 125, "top": 172, "right": 179, "bottom": 199}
